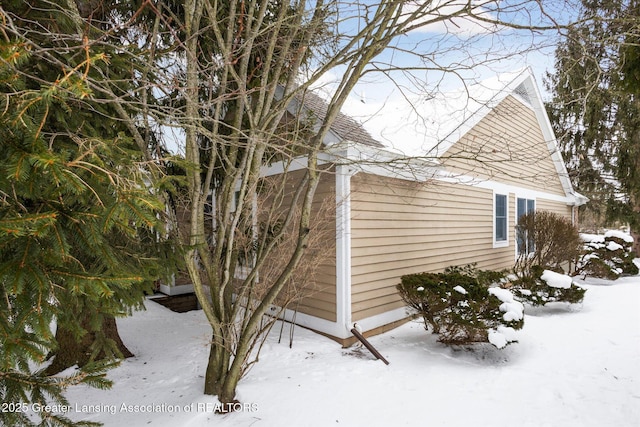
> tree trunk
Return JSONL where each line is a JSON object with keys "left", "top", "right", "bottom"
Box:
{"left": 203, "top": 340, "right": 241, "bottom": 409}
{"left": 633, "top": 195, "right": 640, "bottom": 256}
{"left": 631, "top": 229, "right": 640, "bottom": 257}
{"left": 45, "top": 313, "right": 133, "bottom": 375}
{"left": 204, "top": 339, "right": 229, "bottom": 396}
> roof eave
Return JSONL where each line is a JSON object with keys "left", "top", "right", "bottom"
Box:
{"left": 327, "top": 140, "right": 442, "bottom": 182}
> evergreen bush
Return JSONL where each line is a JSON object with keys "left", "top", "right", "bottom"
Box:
{"left": 397, "top": 265, "right": 523, "bottom": 349}
{"left": 509, "top": 266, "right": 586, "bottom": 306}
{"left": 577, "top": 231, "right": 639, "bottom": 279}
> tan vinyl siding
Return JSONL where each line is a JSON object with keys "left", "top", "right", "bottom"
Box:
{"left": 536, "top": 198, "right": 573, "bottom": 220}
{"left": 269, "top": 168, "right": 337, "bottom": 321}
{"left": 444, "top": 95, "right": 566, "bottom": 196}
{"left": 350, "top": 174, "right": 518, "bottom": 321}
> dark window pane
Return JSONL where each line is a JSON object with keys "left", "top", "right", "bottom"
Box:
{"left": 527, "top": 199, "right": 535, "bottom": 212}
{"left": 495, "top": 194, "right": 507, "bottom": 241}
{"left": 517, "top": 198, "right": 526, "bottom": 219}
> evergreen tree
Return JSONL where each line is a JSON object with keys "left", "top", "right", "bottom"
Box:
{"left": 612, "top": 3, "right": 640, "bottom": 252}
{"left": 545, "top": 0, "right": 640, "bottom": 250}
{"left": 0, "top": 2, "right": 173, "bottom": 425}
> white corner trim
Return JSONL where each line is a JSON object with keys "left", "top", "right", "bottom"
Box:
{"left": 335, "top": 165, "right": 354, "bottom": 334}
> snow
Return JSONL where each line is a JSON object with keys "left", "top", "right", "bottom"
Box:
{"left": 580, "top": 233, "right": 605, "bottom": 243}
{"left": 500, "top": 301, "right": 525, "bottom": 322}
{"left": 453, "top": 285, "right": 467, "bottom": 294}
{"left": 582, "top": 230, "right": 634, "bottom": 246}
{"left": 488, "top": 326, "right": 519, "bottom": 349}
{"left": 60, "top": 274, "right": 640, "bottom": 427}
{"left": 541, "top": 269, "right": 574, "bottom": 289}
{"left": 488, "top": 287, "right": 524, "bottom": 322}
{"left": 487, "top": 286, "right": 515, "bottom": 303}
{"left": 605, "top": 230, "right": 635, "bottom": 244}
{"left": 487, "top": 329, "right": 508, "bottom": 349}
{"left": 607, "top": 241, "right": 624, "bottom": 251}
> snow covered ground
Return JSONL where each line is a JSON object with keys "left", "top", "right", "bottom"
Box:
{"left": 63, "top": 272, "right": 640, "bottom": 427}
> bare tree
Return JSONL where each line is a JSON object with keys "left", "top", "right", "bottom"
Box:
{"left": 166, "top": 0, "right": 578, "bottom": 405}
{"left": 2, "top": 0, "right": 584, "bottom": 411}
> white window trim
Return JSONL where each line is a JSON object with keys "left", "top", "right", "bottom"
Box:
{"left": 493, "top": 191, "right": 509, "bottom": 248}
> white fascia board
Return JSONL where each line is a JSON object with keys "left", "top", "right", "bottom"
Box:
{"left": 260, "top": 142, "right": 442, "bottom": 182}
{"left": 328, "top": 141, "right": 442, "bottom": 182}
{"left": 431, "top": 69, "right": 530, "bottom": 158}
{"left": 570, "top": 191, "right": 590, "bottom": 206}
{"left": 259, "top": 153, "right": 335, "bottom": 177}
{"left": 438, "top": 69, "right": 582, "bottom": 207}
{"left": 434, "top": 170, "right": 578, "bottom": 206}
{"left": 517, "top": 71, "right": 577, "bottom": 202}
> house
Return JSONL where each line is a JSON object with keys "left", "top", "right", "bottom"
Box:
{"left": 260, "top": 68, "right": 588, "bottom": 346}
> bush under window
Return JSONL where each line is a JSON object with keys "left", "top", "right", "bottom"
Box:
{"left": 397, "top": 265, "right": 523, "bottom": 349}
{"left": 509, "top": 265, "right": 586, "bottom": 306}
{"left": 514, "top": 210, "right": 582, "bottom": 276}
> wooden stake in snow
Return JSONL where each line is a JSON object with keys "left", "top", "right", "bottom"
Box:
{"left": 350, "top": 328, "right": 390, "bottom": 365}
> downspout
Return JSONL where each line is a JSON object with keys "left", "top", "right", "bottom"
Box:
{"left": 335, "top": 164, "right": 354, "bottom": 340}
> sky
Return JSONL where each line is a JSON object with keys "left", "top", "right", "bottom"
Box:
{"left": 163, "top": 1, "right": 579, "bottom": 155}
{"left": 310, "top": 0, "right": 580, "bottom": 105}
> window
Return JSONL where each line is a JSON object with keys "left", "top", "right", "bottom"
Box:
{"left": 494, "top": 194, "right": 508, "bottom": 245}
{"left": 517, "top": 198, "right": 535, "bottom": 219}
{"left": 516, "top": 197, "right": 535, "bottom": 255}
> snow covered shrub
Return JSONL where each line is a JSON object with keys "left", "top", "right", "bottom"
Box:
{"left": 397, "top": 265, "right": 523, "bottom": 349}
{"left": 509, "top": 266, "right": 586, "bottom": 306}
{"left": 577, "top": 231, "right": 639, "bottom": 279}
{"left": 514, "top": 211, "right": 582, "bottom": 276}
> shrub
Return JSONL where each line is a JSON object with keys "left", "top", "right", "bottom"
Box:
{"left": 514, "top": 211, "right": 582, "bottom": 276}
{"left": 397, "top": 265, "right": 523, "bottom": 349}
{"left": 509, "top": 266, "right": 586, "bottom": 306}
{"left": 577, "top": 231, "right": 639, "bottom": 279}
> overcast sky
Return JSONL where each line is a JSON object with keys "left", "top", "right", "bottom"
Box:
{"left": 311, "top": 0, "right": 579, "bottom": 106}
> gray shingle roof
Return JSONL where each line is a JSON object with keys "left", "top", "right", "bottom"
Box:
{"left": 297, "top": 90, "right": 383, "bottom": 148}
